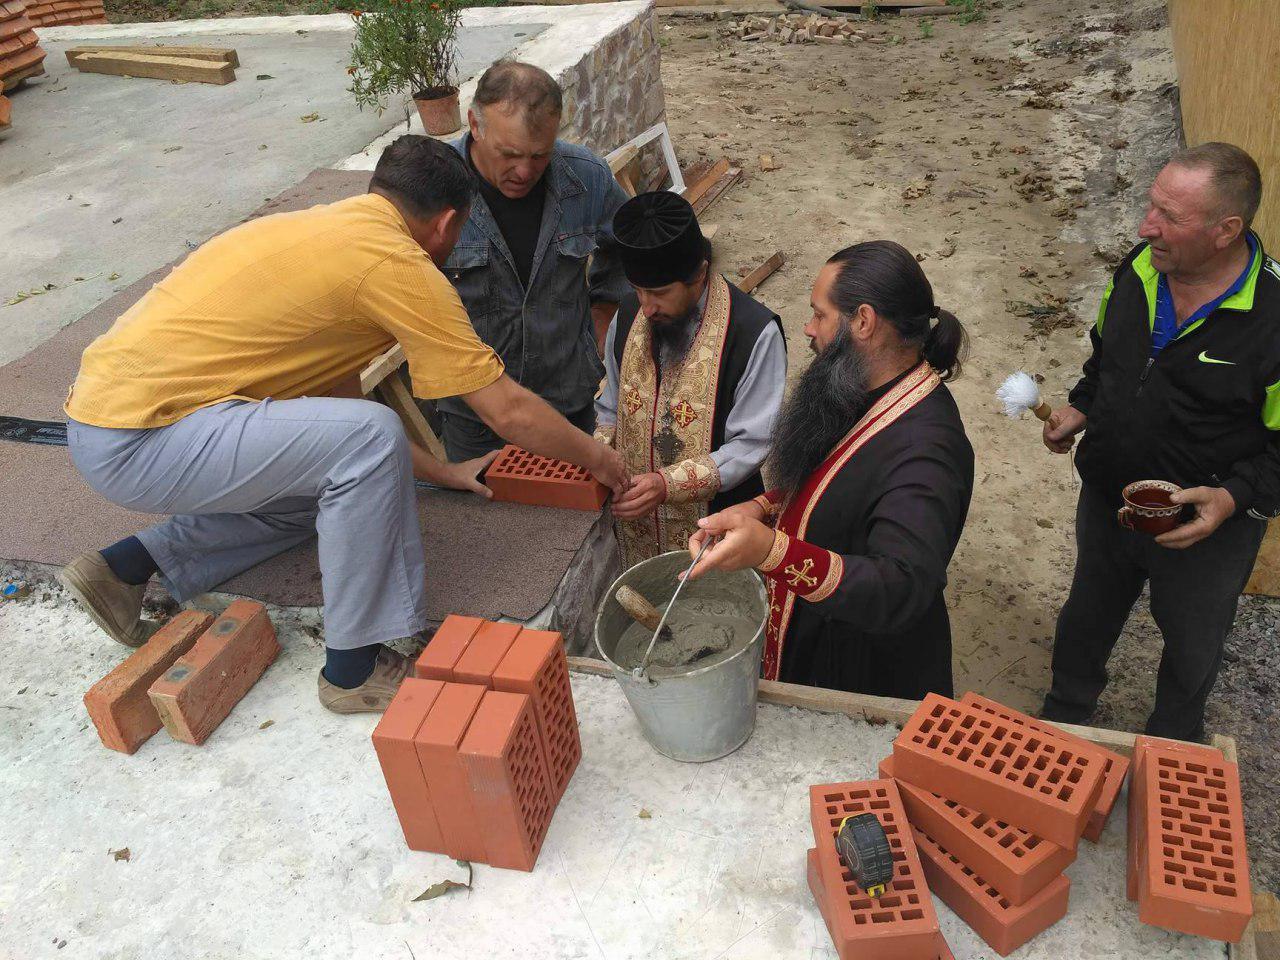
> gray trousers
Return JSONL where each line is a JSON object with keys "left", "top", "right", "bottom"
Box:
{"left": 1042, "top": 482, "right": 1266, "bottom": 740}
{"left": 67, "top": 398, "right": 427, "bottom": 650}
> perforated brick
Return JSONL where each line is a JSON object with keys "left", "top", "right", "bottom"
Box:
{"left": 960, "top": 691, "right": 1129, "bottom": 843}
{"left": 1129, "top": 736, "right": 1252, "bottom": 942}
{"left": 892, "top": 693, "right": 1105, "bottom": 848}
{"left": 913, "top": 826, "right": 1070, "bottom": 957}
{"left": 878, "top": 755, "right": 1073, "bottom": 907}
{"left": 809, "top": 779, "right": 946, "bottom": 960}
{"left": 372, "top": 678, "right": 447, "bottom": 853}
{"left": 414, "top": 614, "right": 484, "bottom": 680}
{"left": 484, "top": 444, "right": 608, "bottom": 512}
{"left": 491, "top": 629, "right": 581, "bottom": 804}
{"left": 452, "top": 620, "right": 522, "bottom": 688}
{"left": 415, "top": 682, "right": 488, "bottom": 863}
{"left": 459, "top": 690, "right": 555, "bottom": 871}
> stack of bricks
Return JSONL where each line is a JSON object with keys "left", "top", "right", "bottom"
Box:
{"left": 371, "top": 615, "right": 581, "bottom": 871}
{"left": 483, "top": 444, "right": 607, "bottom": 512}
{"left": 1127, "top": 735, "right": 1253, "bottom": 942}
{"left": 806, "top": 778, "right": 954, "bottom": 959}
{"left": 83, "top": 600, "right": 279, "bottom": 753}
{"left": 0, "top": 0, "right": 45, "bottom": 94}
{"left": 24, "top": 0, "right": 105, "bottom": 28}
{"left": 872, "top": 691, "right": 1131, "bottom": 956}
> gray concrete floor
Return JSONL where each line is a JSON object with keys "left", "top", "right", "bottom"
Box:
{"left": 0, "top": 21, "right": 544, "bottom": 366}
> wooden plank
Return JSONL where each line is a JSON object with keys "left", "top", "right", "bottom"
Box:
{"left": 67, "top": 51, "right": 236, "bottom": 85}
{"left": 681, "top": 157, "right": 730, "bottom": 207}
{"left": 1244, "top": 521, "right": 1280, "bottom": 597}
{"left": 376, "top": 374, "right": 446, "bottom": 461}
{"left": 691, "top": 167, "right": 742, "bottom": 217}
{"left": 739, "top": 250, "right": 784, "bottom": 294}
{"left": 1254, "top": 892, "right": 1280, "bottom": 960}
{"left": 359, "top": 342, "right": 407, "bottom": 395}
{"left": 67, "top": 44, "right": 239, "bottom": 67}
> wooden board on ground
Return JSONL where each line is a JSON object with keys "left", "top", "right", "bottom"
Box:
{"left": 66, "top": 51, "right": 236, "bottom": 85}
{"left": 67, "top": 44, "right": 240, "bottom": 67}
{"left": 1244, "top": 521, "right": 1280, "bottom": 597}
{"left": 1254, "top": 891, "right": 1280, "bottom": 960}
{"left": 0, "top": 93, "right": 10, "bottom": 131}
{"left": 739, "top": 250, "right": 784, "bottom": 293}
{"left": 691, "top": 165, "right": 742, "bottom": 217}
{"left": 681, "top": 157, "right": 730, "bottom": 206}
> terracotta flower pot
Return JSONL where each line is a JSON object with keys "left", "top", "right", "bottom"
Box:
{"left": 414, "top": 85, "right": 461, "bottom": 136}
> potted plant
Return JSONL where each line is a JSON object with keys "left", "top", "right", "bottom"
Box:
{"left": 347, "top": 0, "right": 463, "bottom": 136}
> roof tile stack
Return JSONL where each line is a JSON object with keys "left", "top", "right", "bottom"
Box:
{"left": 0, "top": 0, "right": 45, "bottom": 92}
{"left": 25, "top": 0, "right": 106, "bottom": 28}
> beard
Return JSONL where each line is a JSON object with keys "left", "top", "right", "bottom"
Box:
{"left": 652, "top": 309, "right": 700, "bottom": 372}
{"left": 767, "top": 325, "right": 871, "bottom": 503}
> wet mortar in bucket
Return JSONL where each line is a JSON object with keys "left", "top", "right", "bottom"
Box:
{"left": 612, "top": 596, "right": 758, "bottom": 675}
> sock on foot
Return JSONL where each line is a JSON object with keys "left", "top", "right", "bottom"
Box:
{"left": 323, "top": 644, "right": 381, "bottom": 689}
{"left": 99, "top": 536, "right": 159, "bottom": 586}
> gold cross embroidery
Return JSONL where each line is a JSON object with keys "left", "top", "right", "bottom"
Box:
{"left": 784, "top": 559, "right": 818, "bottom": 589}
{"left": 622, "top": 384, "right": 643, "bottom": 416}
{"left": 671, "top": 399, "right": 697, "bottom": 429}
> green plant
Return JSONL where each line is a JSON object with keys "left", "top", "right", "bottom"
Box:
{"left": 348, "top": 0, "right": 461, "bottom": 110}
{"left": 946, "top": 0, "right": 985, "bottom": 23}
{"left": 919, "top": 19, "right": 933, "bottom": 38}
{"left": 860, "top": 1, "right": 878, "bottom": 20}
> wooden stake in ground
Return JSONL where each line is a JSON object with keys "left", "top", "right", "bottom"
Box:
{"left": 66, "top": 50, "right": 236, "bottom": 85}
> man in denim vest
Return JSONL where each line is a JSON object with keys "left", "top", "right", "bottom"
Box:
{"left": 439, "top": 60, "right": 631, "bottom": 460}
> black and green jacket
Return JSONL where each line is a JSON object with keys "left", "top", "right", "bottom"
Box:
{"left": 1069, "top": 235, "right": 1280, "bottom": 517}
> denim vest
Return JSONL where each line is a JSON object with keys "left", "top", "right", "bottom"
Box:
{"left": 437, "top": 135, "right": 631, "bottom": 432}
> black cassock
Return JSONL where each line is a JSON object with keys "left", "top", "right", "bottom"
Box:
{"left": 771, "top": 374, "right": 974, "bottom": 700}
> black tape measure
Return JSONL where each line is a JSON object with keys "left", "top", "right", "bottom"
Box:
{"left": 835, "top": 813, "right": 894, "bottom": 898}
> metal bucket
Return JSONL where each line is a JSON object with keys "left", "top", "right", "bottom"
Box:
{"left": 594, "top": 551, "right": 768, "bottom": 762}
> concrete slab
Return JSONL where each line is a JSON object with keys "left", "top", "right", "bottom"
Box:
{"left": 0, "top": 18, "right": 543, "bottom": 366}
{"left": 0, "top": 584, "right": 1227, "bottom": 960}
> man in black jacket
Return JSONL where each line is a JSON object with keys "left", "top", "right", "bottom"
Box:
{"left": 1041, "top": 142, "right": 1279, "bottom": 740}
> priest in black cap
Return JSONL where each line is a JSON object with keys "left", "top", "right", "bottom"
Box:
{"left": 594, "top": 190, "right": 787, "bottom": 566}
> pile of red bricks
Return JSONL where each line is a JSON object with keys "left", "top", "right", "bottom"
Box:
{"left": 0, "top": 0, "right": 46, "bottom": 95}
{"left": 484, "top": 444, "right": 608, "bottom": 512}
{"left": 24, "top": 0, "right": 106, "bottom": 28}
{"left": 84, "top": 600, "right": 279, "bottom": 752}
{"left": 372, "top": 615, "right": 581, "bottom": 871}
{"left": 1127, "top": 735, "right": 1252, "bottom": 942}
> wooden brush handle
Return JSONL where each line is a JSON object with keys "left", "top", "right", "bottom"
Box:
{"left": 1032, "top": 400, "right": 1053, "bottom": 421}
{"left": 616, "top": 585, "right": 663, "bottom": 631}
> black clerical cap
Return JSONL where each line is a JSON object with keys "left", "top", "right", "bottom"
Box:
{"left": 612, "top": 190, "right": 708, "bottom": 288}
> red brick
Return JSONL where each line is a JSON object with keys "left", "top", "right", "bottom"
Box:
{"left": 1129, "top": 736, "right": 1252, "bottom": 942}
{"left": 878, "top": 755, "right": 1073, "bottom": 907}
{"left": 913, "top": 826, "right": 1070, "bottom": 956}
{"left": 414, "top": 681, "right": 488, "bottom": 862}
{"left": 491, "top": 628, "right": 581, "bottom": 804}
{"left": 0, "top": 93, "right": 9, "bottom": 129}
{"left": 372, "top": 678, "right": 447, "bottom": 853}
{"left": 0, "top": 42, "right": 43, "bottom": 78}
{"left": 146, "top": 600, "right": 279, "bottom": 745}
{"left": 459, "top": 690, "right": 555, "bottom": 871}
{"left": 484, "top": 445, "right": 608, "bottom": 512}
{"left": 413, "top": 614, "right": 483, "bottom": 680}
{"left": 892, "top": 693, "right": 1105, "bottom": 848}
{"left": 452, "top": 620, "right": 522, "bottom": 687}
{"left": 809, "top": 779, "right": 947, "bottom": 960}
{"left": 960, "top": 691, "right": 1129, "bottom": 842}
{"left": 0, "top": 19, "right": 33, "bottom": 45}
{"left": 83, "top": 611, "right": 213, "bottom": 754}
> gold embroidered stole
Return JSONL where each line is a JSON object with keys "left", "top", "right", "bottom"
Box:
{"left": 615, "top": 273, "right": 732, "bottom": 567}
{"left": 762, "top": 363, "right": 942, "bottom": 680}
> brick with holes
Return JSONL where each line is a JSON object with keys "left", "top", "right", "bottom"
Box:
{"left": 1128, "top": 736, "right": 1252, "bottom": 942}
{"left": 491, "top": 628, "right": 581, "bottom": 804}
{"left": 146, "top": 600, "right": 279, "bottom": 745}
{"left": 415, "top": 682, "right": 488, "bottom": 862}
{"left": 452, "top": 621, "right": 523, "bottom": 688}
{"left": 483, "top": 444, "right": 608, "bottom": 512}
{"left": 809, "top": 779, "right": 947, "bottom": 960}
{"left": 84, "top": 610, "right": 214, "bottom": 754}
{"left": 459, "top": 689, "right": 555, "bottom": 871}
{"left": 960, "top": 691, "right": 1129, "bottom": 843}
{"left": 891, "top": 693, "right": 1106, "bottom": 848}
{"left": 878, "top": 755, "right": 1073, "bottom": 906}
{"left": 414, "top": 614, "right": 484, "bottom": 680}
{"left": 372, "top": 678, "right": 447, "bottom": 853}
{"left": 913, "top": 826, "right": 1070, "bottom": 956}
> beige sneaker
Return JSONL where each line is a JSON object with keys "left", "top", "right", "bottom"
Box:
{"left": 317, "top": 645, "right": 412, "bottom": 714}
{"left": 58, "top": 551, "right": 153, "bottom": 648}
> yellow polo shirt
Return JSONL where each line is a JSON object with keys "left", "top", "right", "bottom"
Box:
{"left": 65, "top": 193, "right": 504, "bottom": 429}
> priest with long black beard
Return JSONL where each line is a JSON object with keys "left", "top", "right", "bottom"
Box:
{"left": 686, "top": 241, "right": 974, "bottom": 698}
{"left": 595, "top": 191, "right": 787, "bottom": 567}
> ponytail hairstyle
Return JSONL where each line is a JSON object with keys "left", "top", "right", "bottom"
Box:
{"left": 825, "top": 240, "right": 968, "bottom": 381}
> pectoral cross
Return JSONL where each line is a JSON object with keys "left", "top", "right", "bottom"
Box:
{"left": 784, "top": 559, "right": 818, "bottom": 589}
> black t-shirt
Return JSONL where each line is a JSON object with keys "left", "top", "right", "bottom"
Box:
{"left": 467, "top": 146, "right": 546, "bottom": 289}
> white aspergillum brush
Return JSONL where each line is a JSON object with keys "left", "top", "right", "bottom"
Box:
{"left": 996, "top": 371, "right": 1052, "bottom": 421}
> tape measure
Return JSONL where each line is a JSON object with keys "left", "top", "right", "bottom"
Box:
{"left": 835, "top": 813, "right": 894, "bottom": 898}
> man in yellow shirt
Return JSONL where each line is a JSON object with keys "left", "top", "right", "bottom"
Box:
{"left": 59, "top": 135, "right": 626, "bottom": 713}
